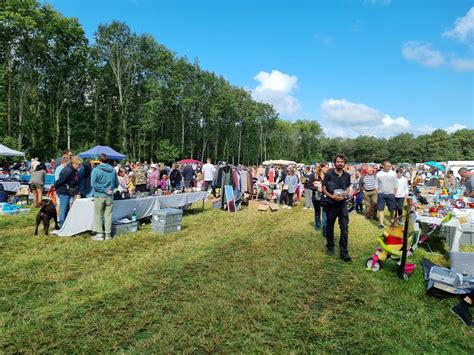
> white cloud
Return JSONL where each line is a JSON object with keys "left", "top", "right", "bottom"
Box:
{"left": 251, "top": 70, "right": 300, "bottom": 115}
{"left": 320, "top": 99, "right": 381, "bottom": 124}
{"left": 443, "top": 7, "right": 474, "bottom": 42}
{"left": 445, "top": 123, "right": 467, "bottom": 133}
{"left": 320, "top": 98, "right": 466, "bottom": 138}
{"left": 451, "top": 57, "right": 474, "bottom": 71}
{"left": 402, "top": 41, "right": 445, "bottom": 67}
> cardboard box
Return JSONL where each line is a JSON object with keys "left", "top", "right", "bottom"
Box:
{"left": 248, "top": 200, "right": 260, "bottom": 211}
{"left": 269, "top": 203, "right": 279, "bottom": 211}
{"left": 258, "top": 204, "right": 269, "bottom": 211}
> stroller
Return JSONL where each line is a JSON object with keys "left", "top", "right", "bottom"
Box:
{"left": 366, "top": 215, "right": 417, "bottom": 274}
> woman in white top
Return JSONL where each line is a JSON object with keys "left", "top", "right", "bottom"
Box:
{"left": 395, "top": 168, "right": 409, "bottom": 221}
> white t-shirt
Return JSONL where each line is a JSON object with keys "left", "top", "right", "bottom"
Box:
{"left": 375, "top": 170, "right": 398, "bottom": 195}
{"left": 202, "top": 163, "right": 216, "bottom": 181}
{"left": 395, "top": 176, "right": 409, "bottom": 198}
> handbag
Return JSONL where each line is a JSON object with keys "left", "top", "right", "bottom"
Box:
{"left": 319, "top": 194, "right": 333, "bottom": 207}
{"left": 313, "top": 191, "right": 322, "bottom": 201}
{"left": 66, "top": 183, "right": 80, "bottom": 197}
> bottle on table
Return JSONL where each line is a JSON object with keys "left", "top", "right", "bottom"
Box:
{"left": 132, "top": 208, "right": 137, "bottom": 222}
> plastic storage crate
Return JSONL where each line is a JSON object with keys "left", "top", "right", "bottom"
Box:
{"left": 112, "top": 221, "right": 139, "bottom": 236}
{"left": 151, "top": 208, "right": 183, "bottom": 226}
{"left": 151, "top": 223, "right": 182, "bottom": 234}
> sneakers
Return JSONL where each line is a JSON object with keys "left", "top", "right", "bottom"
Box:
{"left": 327, "top": 249, "right": 334, "bottom": 256}
{"left": 104, "top": 234, "right": 112, "bottom": 241}
{"left": 378, "top": 224, "right": 384, "bottom": 229}
{"left": 451, "top": 302, "right": 473, "bottom": 326}
{"left": 91, "top": 233, "right": 104, "bottom": 241}
{"left": 303, "top": 207, "right": 308, "bottom": 210}
{"left": 287, "top": 206, "right": 292, "bottom": 209}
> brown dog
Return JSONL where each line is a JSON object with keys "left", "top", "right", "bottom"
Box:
{"left": 35, "top": 199, "right": 59, "bottom": 236}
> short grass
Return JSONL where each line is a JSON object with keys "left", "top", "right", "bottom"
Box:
{"left": 1, "top": 202, "right": 473, "bottom": 353}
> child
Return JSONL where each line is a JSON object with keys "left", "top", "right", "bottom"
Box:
{"left": 159, "top": 174, "right": 169, "bottom": 191}
{"left": 196, "top": 172, "right": 204, "bottom": 190}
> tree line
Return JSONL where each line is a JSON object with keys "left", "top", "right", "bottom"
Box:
{"left": 1, "top": 1, "right": 472, "bottom": 164}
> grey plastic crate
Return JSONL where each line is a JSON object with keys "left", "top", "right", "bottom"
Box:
{"left": 151, "top": 222, "right": 182, "bottom": 234}
{"left": 442, "top": 226, "right": 474, "bottom": 249}
{"left": 450, "top": 251, "right": 474, "bottom": 275}
{"left": 112, "top": 221, "right": 139, "bottom": 236}
{"left": 151, "top": 208, "right": 183, "bottom": 226}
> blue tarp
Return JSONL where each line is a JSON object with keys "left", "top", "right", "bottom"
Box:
{"left": 79, "top": 145, "right": 126, "bottom": 160}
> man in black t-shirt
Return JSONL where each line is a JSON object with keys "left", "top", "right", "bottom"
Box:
{"left": 322, "top": 154, "right": 352, "bottom": 262}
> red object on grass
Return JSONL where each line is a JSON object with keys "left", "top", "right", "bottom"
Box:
{"left": 385, "top": 235, "right": 403, "bottom": 245}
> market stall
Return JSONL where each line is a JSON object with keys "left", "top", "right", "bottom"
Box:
{"left": 0, "top": 144, "right": 25, "bottom": 158}
{"left": 78, "top": 145, "right": 126, "bottom": 160}
{"left": 413, "top": 186, "right": 474, "bottom": 274}
{"left": 52, "top": 191, "right": 208, "bottom": 237}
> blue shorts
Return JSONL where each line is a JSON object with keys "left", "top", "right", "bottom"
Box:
{"left": 377, "top": 193, "right": 396, "bottom": 212}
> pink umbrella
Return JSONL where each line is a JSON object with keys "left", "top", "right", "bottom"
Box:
{"left": 177, "top": 159, "right": 202, "bottom": 164}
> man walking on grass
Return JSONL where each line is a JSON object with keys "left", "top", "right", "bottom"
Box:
{"left": 375, "top": 160, "right": 398, "bottom": 229}
{"left": 202, "top": 158, "right": 216, "bottom": 194}
{"left": 322, "top": 154, "right": 352, "bottom": 262}
{"left": 91, "top": 153, "right": 119, "bottom": 241}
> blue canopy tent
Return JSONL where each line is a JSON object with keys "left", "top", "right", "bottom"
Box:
{"left": 79, "top": 145, "right": 126, "bottom": 160}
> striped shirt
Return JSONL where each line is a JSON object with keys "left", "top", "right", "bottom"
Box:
{"left": 363, "top": 175, "right": 376, "bottom": 190}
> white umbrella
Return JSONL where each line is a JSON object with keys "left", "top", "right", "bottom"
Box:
{"left": 0, "top": 143, "right": 25, "bottom": 157}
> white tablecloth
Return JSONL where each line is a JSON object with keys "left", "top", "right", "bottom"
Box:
{"left": 0, "top": 181, "right": 20, "bottom": 192}
{"left": 156, "top": 191, "right": 208, "bottom": 209}
{"left": 52, "top": 191, "right": 208, "bottom": 237}
{"left": 415, "top": 209, "right": 474, "bottom": 252}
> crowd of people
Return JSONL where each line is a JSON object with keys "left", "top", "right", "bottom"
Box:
{"left": 19, "top": 152, "right": 217, "bottom": 237}
{"left": 3, "top": 151, "right": 474, "bottom": 326}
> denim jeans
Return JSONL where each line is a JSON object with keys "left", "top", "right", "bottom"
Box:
{"left": 57, "top": 194, "right": 71, "bottom": 226}
{"left": 313, "top": 199, "right": 327, "bottom": 234}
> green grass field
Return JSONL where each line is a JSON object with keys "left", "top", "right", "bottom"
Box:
{"left": 1, "top": 202, "right": 473, "bottom": 353}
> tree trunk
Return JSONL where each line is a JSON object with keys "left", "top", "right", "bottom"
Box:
{"left": 67, "top": 107, "right": 71, "bottom": 150}
{"left": 201, "top": 138, "right": 207, "bottom": 163}
{"left": 181, "top": 109, "right": 185, "bottom": 154}
{"left": 94, "top": 96, "right": 98, "bottom": 143}
{"left": 237, "top": 123, "right": 242, "bottom": 164}
{"left": 7, "top": 70, "right": 12, "bottom": 136}
{"left": 18, "top": 94, "right": 23, "bottom": 146}
{"left": 223, "top": 137, "right": 227, "bottom": 162}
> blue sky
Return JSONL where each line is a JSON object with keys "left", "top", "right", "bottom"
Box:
{"left": 47, "top": 0, "right": 473, "bottom": 138}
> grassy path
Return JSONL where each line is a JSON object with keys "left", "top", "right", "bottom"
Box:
{"left": 1, "top": 203, "right": 472, "bottom": 352}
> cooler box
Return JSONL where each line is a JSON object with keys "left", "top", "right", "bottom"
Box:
{"left": 152, "top": 208, "right": 183, "bottom": 226}
{"left": 151, "top": 208, "right": 183, "bottom": 234}
{"left": 112, "top": 221, "right": 139, "bottom": 236}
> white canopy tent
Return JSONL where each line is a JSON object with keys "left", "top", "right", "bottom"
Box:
{"left": 262, "top": 159, "right": 297, "bottom": 166}
{"left": 0, "top": 144, "right": 25, "bottom": 157}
